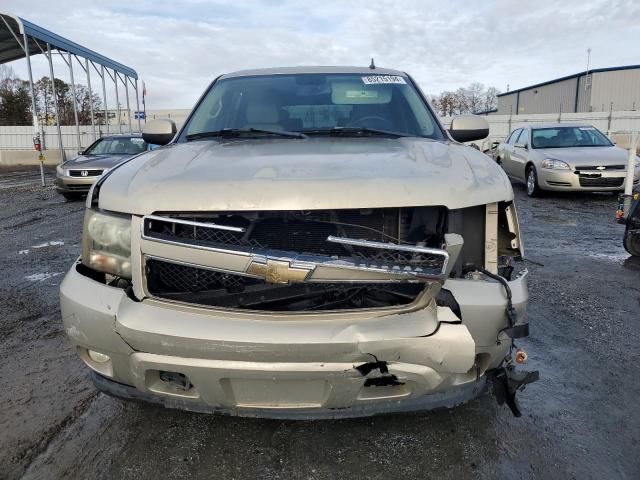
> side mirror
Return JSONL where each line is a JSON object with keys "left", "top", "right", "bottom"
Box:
{"left": 142, "top": 119, "right": 177, "bottom": 146}
{"left": 78, "top": 150, "right": 85, "bottom": 156}
{"left": 515, "top": 142, "right": 528, "bottom": 150}
{"left": 449, "top": 115, "right": 489, "bottom": 143}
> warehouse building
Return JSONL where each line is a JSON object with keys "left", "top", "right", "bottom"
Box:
{"left": 496, "top": 65, "right": 640, "bottom": 114}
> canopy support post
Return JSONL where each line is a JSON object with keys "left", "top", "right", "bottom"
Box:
{"left": 100, "top": 65, "right": 109, "bottom": 135}
{"left": 68, "top": 52, "right": 81, "bottom": 151}
{"left": 114, "top": 69, "right": 122, "bottom": 134}
{"left": 124, "top": 75, "right": 132, "bottom": 133}
{"left": 85, "top": 58, "right": 96, "bottom": 141}
{"left": 134, "top": 78, "right": 142, "bottom": 132}
{"left": 46, "top": 43, "right": 65, "bottom": 163}
{"left": 23, "top": 31, "right": 45, "bottom": 186}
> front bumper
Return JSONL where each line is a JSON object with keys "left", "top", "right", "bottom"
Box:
{"left": 538, "top": 168, "right": 639, "bottom": 192}
{"left": 55, "top": 173, "right": 99, "bottom": 193}
{"left": 60, "top": 262, "right": 528, "bottom": 418}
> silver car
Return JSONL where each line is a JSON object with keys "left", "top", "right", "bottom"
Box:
{"left": 55, "top": 134, "right": 155, "bottom": 201}
{"left": 495, "top": 123, "right": 640, "bottom": 196}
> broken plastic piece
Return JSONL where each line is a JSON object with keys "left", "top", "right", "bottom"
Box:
{"left": 488, "top": 367, "right": 539, "bottom": 417}
{"left": 502, "top": 323, "right": 530, "bottom": 339}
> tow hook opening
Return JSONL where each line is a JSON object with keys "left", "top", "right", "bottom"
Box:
{"left": 159, "top": 371, "right": 193, "bottom": 391}
{"left": 488, "top": 365, "right": 539, "bottom": 417}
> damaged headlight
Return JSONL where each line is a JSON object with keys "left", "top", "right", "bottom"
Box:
{"left": 82, "top": 209, "right": 132, "bottom": 279}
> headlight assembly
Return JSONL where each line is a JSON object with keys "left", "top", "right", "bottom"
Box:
{"left": 82, "top": 209, "right": 132, "bottom": 279}
{"left": 541, "top": 158, "right": 571, "bottom": 170}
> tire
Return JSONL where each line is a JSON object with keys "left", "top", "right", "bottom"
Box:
{"left": 61, "top": 192, "right": 83, "bottom": 202}
{"left": 623, "top": 229, "right": 640, "bottom": 257}
{"left": 526, "top": 165, "right": 542, "bottom": 197}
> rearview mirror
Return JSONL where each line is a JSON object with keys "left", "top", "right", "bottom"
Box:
{"left": 142, "top": 119, "right": 177, "bottom": 146}
{"left": 448, "top": 115, "right": 489, "bottom": 143}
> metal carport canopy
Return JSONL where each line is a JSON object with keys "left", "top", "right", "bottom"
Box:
{"left": 0, "top": 11, "right": 142, "bottom": 185}
{"left": 0, "top": 12, "right": 137, "bottom": 78}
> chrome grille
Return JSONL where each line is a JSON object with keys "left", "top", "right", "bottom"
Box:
{"left": 68, "top": 169, "right": 103, "bottom": 177}
{"left": 575, "top": 165, "right": 625, "bottom": 171}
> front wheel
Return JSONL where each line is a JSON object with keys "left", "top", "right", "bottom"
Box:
{"left": 623, "top": 229, "right": 640, "bottom": 257}
{"left": 526, "top": 166, "right": 542, "bottom": 197}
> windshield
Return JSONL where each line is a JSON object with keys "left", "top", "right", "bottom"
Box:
{"left": 85, "top": 137, "right": 148, "bottom": 155}
{"left": 182, "top": 73, "right": 444, "bottom": 140}
{"left": 531, "top": 126, "right": 613, "bottom": 149}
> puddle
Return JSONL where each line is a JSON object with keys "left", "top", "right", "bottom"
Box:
{"left": 25, "top": 272, "right": 63, "bottom": 282}
{"left": 31, "top": 241, "right": 65, "bottom": 249}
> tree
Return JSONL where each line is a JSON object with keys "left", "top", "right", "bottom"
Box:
{"left": 454, "top": 88, "right": 470, "bottom": 115}
{"left": 483, "top": 86, "right": 500, "bottom": 113}
{"left": 0, "top": 66, "right": 32, "bottom": 125}
{"left": 466, "top": 82, "right": 485, "bottom": 114}
{"left": 430, "top": 83, "right": 501, "bottom": 116}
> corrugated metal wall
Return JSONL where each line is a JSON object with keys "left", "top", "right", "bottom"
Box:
{"left": 497, "top": 67, "right": 640, "bottom": 115}
{"left": 576, "top": 75, "right": 591, "bottom": 112}
{"left": 590, "top": 69, "right": 640, "bottom": 112}
{"left": 516, "top": 77, "right": 578, "bottom": 114}
{"left": 496, "top": 92, "right": 518, "bottom": 114}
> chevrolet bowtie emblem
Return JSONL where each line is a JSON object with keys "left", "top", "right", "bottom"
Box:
{"left": 247, "top": 259, "right": 313, "bottom": 284}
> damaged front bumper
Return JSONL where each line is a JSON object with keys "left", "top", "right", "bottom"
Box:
{"left": 61, "top": 261, "right": 533, "bottom": 419}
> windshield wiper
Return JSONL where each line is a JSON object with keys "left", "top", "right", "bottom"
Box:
{"left": 301, "top": 127, "right": 411, "bottom": 138}
{"left": 186, "top": 128, "right": 306, "bottom": 141}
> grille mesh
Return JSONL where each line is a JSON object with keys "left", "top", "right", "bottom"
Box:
{"left": 578, "top": 177, "right": 624, "bottom": 187}
{"left": 145, "top": 258, "right": 424, "bottom": 310}
{"left": 147, "top": 259, "right": 258, "bottom": 292}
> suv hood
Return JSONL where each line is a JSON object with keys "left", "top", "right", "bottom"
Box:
{"left": 536, "top": 145, "right": 629, "bottom": 166}
{"left": 99, "top": 138, "right": 513, "bottom": 214}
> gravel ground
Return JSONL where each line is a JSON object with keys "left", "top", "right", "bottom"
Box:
{"left": 1, "top": 166, "right": 639, "bottom": 480}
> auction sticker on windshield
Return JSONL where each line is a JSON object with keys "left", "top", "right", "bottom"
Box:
{"left": 362, "top": 75, "right": 406, "bottom": 85}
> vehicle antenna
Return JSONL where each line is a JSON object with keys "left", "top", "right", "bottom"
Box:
{"left": 369, "top": 57, "right": 376, "bottom": 69}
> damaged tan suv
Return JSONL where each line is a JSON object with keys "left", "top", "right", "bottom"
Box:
{"left": 60, "top": 66, "right": 537, "bottom": 419}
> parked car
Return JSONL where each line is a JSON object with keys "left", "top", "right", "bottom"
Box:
{"left": 495, "top": 123, "right": 640, "bottom": 197}
{"left": 55, "top": 134, "right": 156, "bottom": 201}
{"left": 60, "top": 66, "right": 536, "bottom": 419}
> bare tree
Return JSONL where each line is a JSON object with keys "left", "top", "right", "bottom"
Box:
{"left": 467, "top": 82, "right": 485, "bottom": 113}
{"left": 430, "top": 83, "right": 501, "bottom": 116}
{"left": 483, "top": 86, "right": 500, "bottom": 112}
{"left": 0, "top": 67, "right": 32, "bottom": 125}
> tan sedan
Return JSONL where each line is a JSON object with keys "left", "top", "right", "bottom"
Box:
{"left": 495, "top": 123, "right": 640, "bottom": 196}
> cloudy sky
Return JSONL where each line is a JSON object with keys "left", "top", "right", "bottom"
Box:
{"left": 2, "top": 0, "right": 639, "bottom": 109}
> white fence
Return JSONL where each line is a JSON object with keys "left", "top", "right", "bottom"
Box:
{"left": 1, "top": 110, "right": 639, "bottom": 157}
{"left": 0, "top": 125, "right": 141, "bottom": 154}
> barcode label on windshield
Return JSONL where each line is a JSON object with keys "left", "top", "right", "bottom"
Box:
{"left": 362, "top": 75, "right": 406, "bottom": 85}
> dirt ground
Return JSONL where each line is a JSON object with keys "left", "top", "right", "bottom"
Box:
{"left": 1, "top": 166, "right": 639, "bottom": 480}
